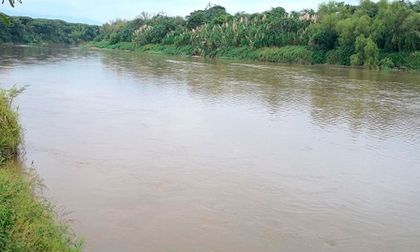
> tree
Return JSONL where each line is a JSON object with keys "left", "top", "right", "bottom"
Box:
{"left": 350, "top": 34, "right": 379, "bottom": 68}
{"left": 265, "top": 7, "right": 287, "bottom": 18}
{"left": 375, "top": 1, "right": 419, "bottom": 51}
{"left": 309, "top": 14, "right": 338, "bottom": 50}
{"left": 186, "top": 5, "right": 227, "bottom": 29}
{"left": 186, "top": 10, "right": 205, "bottom": 29}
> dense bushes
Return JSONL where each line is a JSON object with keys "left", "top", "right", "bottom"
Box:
{"left": 91, "top": 0, "right": 419, "bottom": 69}
{"left": 380, "top": 51, "right": 420, "bottom": 70}
{"left": 256, "top": 46, "right": 313, "bottom": 64}
{"left": 350, "top": 35, "right": 379, "bottom": 68}
{"left": 133, "top": 16, "right": 185, "bottom": 46}
{"left": 406, "top": 51, "right": 420, "bottom": 70}
{"left": 310, "top": 0, "right": 420, "bottom": 68}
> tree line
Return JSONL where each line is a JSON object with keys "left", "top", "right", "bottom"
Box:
{"left": 1, "top": 0, "right": 419, "bottom": 69}
{"left": 0, "top": 15, "right": 99, "bottom": 44}
{"left": 1, "top": 1, "right": 98, "bottom": 44}
{"left": 94, "top": 0, "right": 420, "bottom": 69}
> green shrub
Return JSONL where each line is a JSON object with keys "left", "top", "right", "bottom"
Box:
{"left": 134, "top": 44, "right": 193, "bottom": 56}
{"left": 88, "top": 40, "right": 111, "bottom": 48}
{"left": 112, "top": 42, "right": 135, "bottom": 50}
{"left": 325, "top": 49, "right": 340, "bottom": 64}
{"left": 0, "top": 88, "right": 22, "bottom": 163}
{"left": 405, "top": 51, "right": 420, "bottom": 70}
{"left": 0, "top": 163, "right": 82, "bottom": 252}
{"left": 350, "top": 35, "right": 379, "bottom": 68}
{"left": 380, "top": 57, "right": 395, "bottom": 70}
{"left": 312, "top": 49, "right": 327, "bottom": 64}
{"left": 336, "top": 45, "right": 354, "bottom": 66}
{"left": 256, "top": 46, "right": 313, "bottom": 64}
{"left": 380, "top": 51, "right": 420, "bottom": 70}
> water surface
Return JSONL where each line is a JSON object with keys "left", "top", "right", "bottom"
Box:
{"left": 1, "top": 45, "right": 420, "bottom": 251}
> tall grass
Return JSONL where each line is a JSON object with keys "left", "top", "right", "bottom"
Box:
{"left": 0, "top": 88, "right": 82, "bottom": 251}
{"left": 0, "top": 162, "right": 83, "bottom": 252}
{"left": 0, "top": 87, "right": 22, "bottom": 164}
{"left": 255, "top": 46, "right": 313, "bottom": 64}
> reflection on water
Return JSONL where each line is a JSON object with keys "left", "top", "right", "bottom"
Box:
{"left": 100, "top": 49, "right": 420, "bottom": 142}
{"left": 1, "top": 45, "right": 420, "bottom": 252}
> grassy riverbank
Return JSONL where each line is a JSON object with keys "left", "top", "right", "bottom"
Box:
{"left": 0, "top": 88, "right": 81, "bottom": 252}
{"left": 91, "top": 41, "right": 316, "bottom": 64}
{"left": 89, "top": 40, "right": 420, "bottom": 70}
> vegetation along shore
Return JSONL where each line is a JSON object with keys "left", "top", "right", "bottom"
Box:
{"left": 1, "top": 0, "right": 419, "bottom": 70}
{"left": 90, "top": 0, "right": 420, "bottom": 70}
{"left": 0, "top": 88, "right": 82, "bottom": 252}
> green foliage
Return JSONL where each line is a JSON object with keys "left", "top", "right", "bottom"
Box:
{"left": 137, "top": 44, "right": 193, "bottom": 56}
{"left": 0, "top": 89, "right": 82, "bottom": 251}
{"left": 0, "top": 88, "right": 23, "bottom": 164}
{"left": 256, "top": 46, "right": 313, "bottom": 64}
{"left": 2, "top": 0, "right": 420, "bottom": 69}
{"left": 312, "top": 49, "right": 327, "bottom": 64}
{"left": 265, "top": 7, "right": 288, "bottom": 18}
{"left": 0, "top": 162, "right": 82, "bottom": 252}
{"left": 380, "top": 51, "right": 410, "bottom": 68}
{"left": 133, "top": 15, "right": 185, "bottom": 46}
{"left": 350, "top": 35, "right": 379, "bottom": 68}
{"left": 89, "top": 0, "right": 419, "bottom": 69}
{"left": 380, "top": 57, "right": 395, "bottom": 70}
{"left": 0, "top": 16, "right": 99, "bottom": 44}
{"left": 186, "top": 5, "right": 228, "bottom": 29}
{"left": 98, "top": 19, "right": 138, "bottom": 44}
{"left": 88, "top": 41, "right": 135, "bottom": 50}
{"left": 373, "top": 1, "right": 420, "bottom": 52}
{"left": 405, "top": 51, "right": 420, "bottom": 69}
{"left": 308, "top": 14, "right": 338, "bottom": 50}
{"left": 186, "top": 10, "right": 205, "bottom": 29}
{"left": 0, "top": 12, "right": 9, "bottom": 25}
{"left": 325, "top": 49, "right": 340, "bottom": 64}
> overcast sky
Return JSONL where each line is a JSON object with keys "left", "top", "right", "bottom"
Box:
{"left": 1, "top": 0, "right": 358, "bottom": 24}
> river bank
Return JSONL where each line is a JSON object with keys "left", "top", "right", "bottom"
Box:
{"left": 88, "top": 41, "right": 420, "bottom": 71}
{"left": 0, "top": 88, "right": 81, "bottom": 252}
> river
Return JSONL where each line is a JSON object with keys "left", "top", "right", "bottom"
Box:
{"left": 1, "top": 45, "right": 420, "bottom": 251}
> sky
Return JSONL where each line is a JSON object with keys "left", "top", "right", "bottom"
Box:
{"left": 1, "top": 0, "right": 357, "bottom": 25}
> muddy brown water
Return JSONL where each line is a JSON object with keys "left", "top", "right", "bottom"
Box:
{"left": 1, "top": 45, "right": 420, "bottom": 251}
